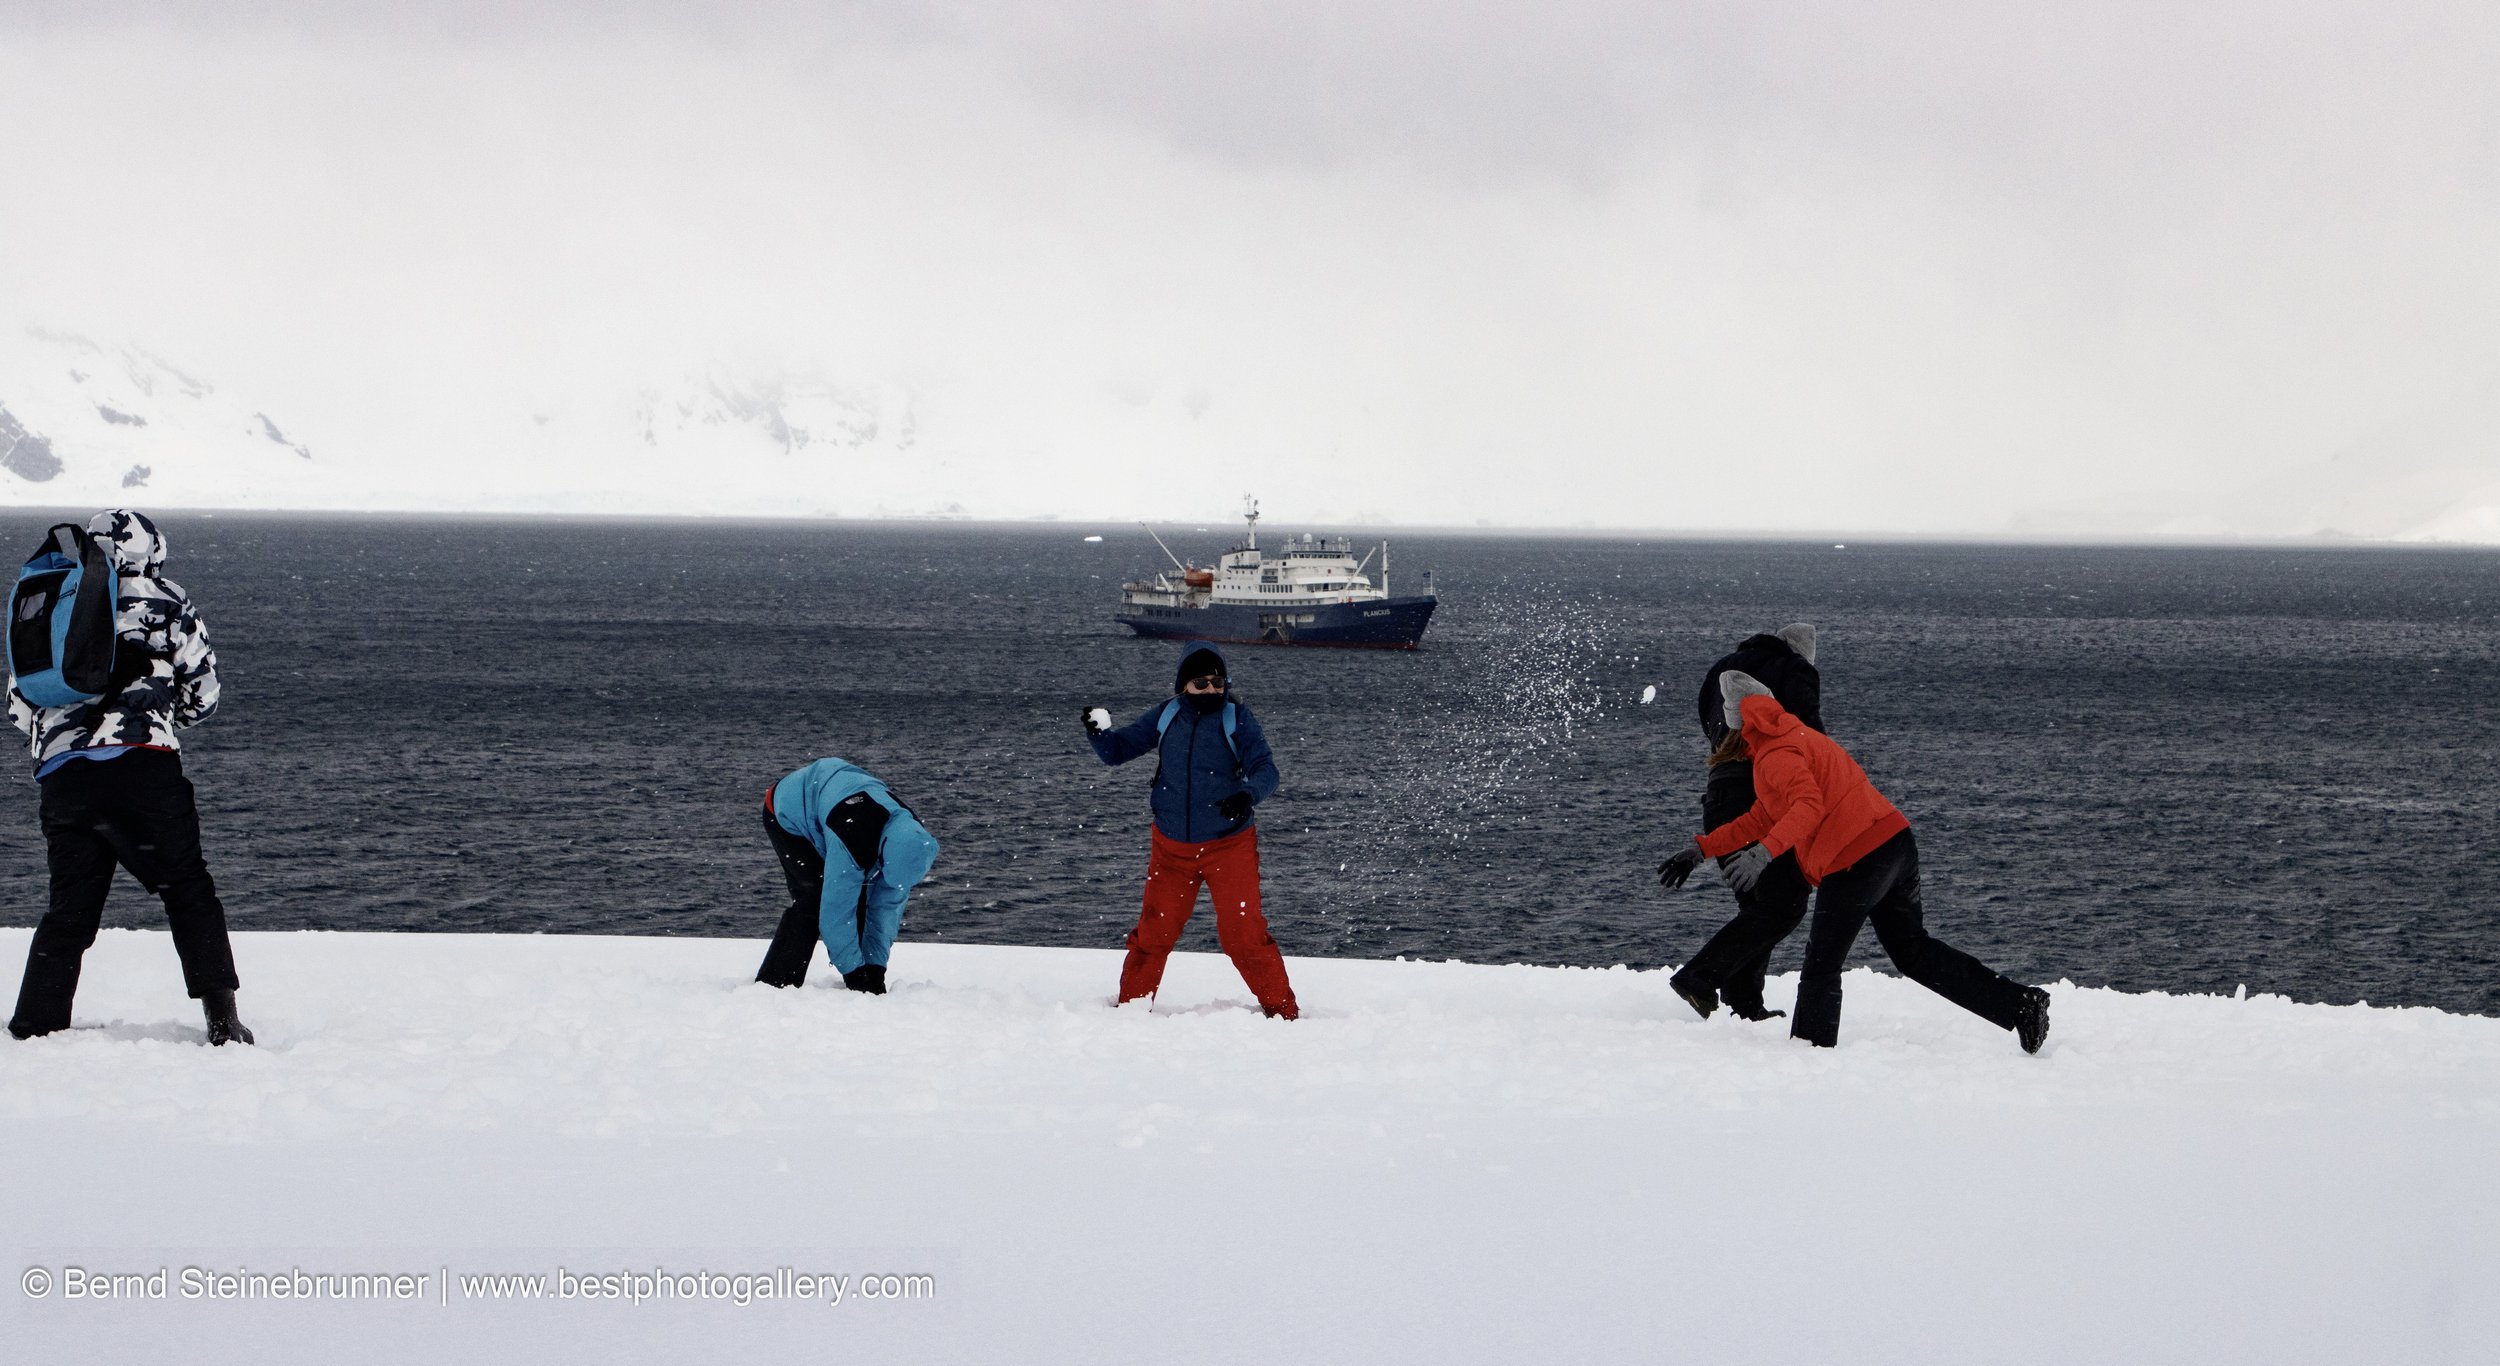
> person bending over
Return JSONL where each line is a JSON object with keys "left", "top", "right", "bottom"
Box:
{"left": 1659, "top": 672, "right": 2051, "bottom": 1052}
{"left": 756, "top": 758, "right": 940, "bottom": 994}
{"left": 1083, "top": 642, "right": 1298, "bottom": 1019}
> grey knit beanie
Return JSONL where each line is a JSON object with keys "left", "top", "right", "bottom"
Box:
{"left": 1776, "top": 622, "right": 1816, "bottom": 665}
{"left": 1720, "top": 669, "right": 1775, "bottom": 733}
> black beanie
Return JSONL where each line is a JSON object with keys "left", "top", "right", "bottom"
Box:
{"left": 1176, "top": 646, "right": 1226, "bottom": 692}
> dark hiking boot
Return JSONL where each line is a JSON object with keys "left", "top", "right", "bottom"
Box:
{"left": 2014, "top": 987, "right": 2051, "bottom": 1055}
{"left": 201, "top": 989, "right": 255, "bottom": 1047}
{"left": 841, "top": 965, "right": 888, "bottom": 995}
{"left": 1668, "top": 973, "right": 1718, "bottom": 1021}
{"left": 1727, "top": 1002, "right": 1787, "bottom": 1022}
{"left": 8, "top": 1018, "right": 56, "bottom": 1041}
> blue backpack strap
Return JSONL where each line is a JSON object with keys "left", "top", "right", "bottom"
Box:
{"left": 1149, "top": 698, "right": 1243, "bottom": 781}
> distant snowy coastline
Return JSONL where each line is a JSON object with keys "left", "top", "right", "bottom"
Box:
{"left": 7, "top": 327, "right": 2498, "bottom": 543}
{"left": 4, "top": 929, "right": 2493, "bottom": 1362}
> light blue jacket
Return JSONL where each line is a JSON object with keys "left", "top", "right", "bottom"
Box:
{"left": 770, "top": 758, "right": 941, "bottom": 973}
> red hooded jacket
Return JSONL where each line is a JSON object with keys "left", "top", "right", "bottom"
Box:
{"left": 1696, "top": 694, "right": 1909, "bottom": 885}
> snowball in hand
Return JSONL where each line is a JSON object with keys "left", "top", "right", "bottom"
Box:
{"left": 1088, "top": 707, "right": 1113, "bottom": 731}
{"left": 1640, "top": 685, "right": 1657, "bottom": 705}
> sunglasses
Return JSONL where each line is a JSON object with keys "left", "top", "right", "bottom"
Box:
{"left": 1181, "top": 675, "right": 1227, "bottom": 692}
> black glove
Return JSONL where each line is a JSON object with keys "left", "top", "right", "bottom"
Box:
{"left": 1082, "top": 707, "right": 1106, "bottom": 738}
{"left": 1219, "top": 792, "right": 1254, "bottom": 823}
{"left": 842, "top": 964, "right": 888, "bottom": 995}
{"left": 1656, "top": 842, "right": 1705, "bottom": 891}
{"left": 1720, "top": 844, "right": 1774, "bottom": 894}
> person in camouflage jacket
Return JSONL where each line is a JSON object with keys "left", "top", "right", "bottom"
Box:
{"left": 7, "top": 509, "right": 251, "bottom": 1045}
{"left": 7, "top": 507, "right": 220, "bottom": 763}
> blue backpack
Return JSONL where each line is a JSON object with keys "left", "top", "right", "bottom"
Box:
{"left": 1152, "top": 698, "right": 1241, "bottom": 781}
{"left": 8, "top": 524, "right": 119, "bottom": 709}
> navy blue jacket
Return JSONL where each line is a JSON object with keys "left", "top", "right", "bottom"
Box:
{"left": 1090, "top": 644, "right": 1281, "bottom": 843}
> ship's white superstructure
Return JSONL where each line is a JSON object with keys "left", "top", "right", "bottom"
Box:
{"left": 1115, "top": 499, "right": 1438, "bottom": 648}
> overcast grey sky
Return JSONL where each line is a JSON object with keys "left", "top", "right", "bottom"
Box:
{"left": 3, "top": 1, "right": 2496, "bottom": 533}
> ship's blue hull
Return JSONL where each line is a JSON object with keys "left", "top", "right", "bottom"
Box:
{"left": 1116, "top": 595, "right": 1438, "bottom": 649}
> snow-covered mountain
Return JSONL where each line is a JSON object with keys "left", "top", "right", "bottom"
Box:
{"left": 0, "top": 329, "right": 338, "bottom": 507}
{"left": 0, "top": 328, "right": 978, "bottom": 517}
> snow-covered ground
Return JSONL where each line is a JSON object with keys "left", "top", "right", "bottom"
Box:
{"left": 3, "top": 928, "right": 2494, "bottom": 1364}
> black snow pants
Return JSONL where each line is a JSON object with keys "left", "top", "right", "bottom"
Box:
{"left": 9, "top": 750, "right": 240, "bottom": 1038}
{"left": 755, "top": 808, "right": 867, "bottom": 988}
{"left": 1790, "top": 828, "right": 2027, "bottom": 1047}
{"left": 1671, "top": 761, "right": 1810, "bottom": 1016}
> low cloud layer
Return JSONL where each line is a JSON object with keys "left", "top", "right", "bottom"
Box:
{"left": 2, "top": 2, "right": 2495, "bottom": 535}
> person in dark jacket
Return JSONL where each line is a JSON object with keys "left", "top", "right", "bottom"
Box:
{"left": 1084, "top": 642, "right": 1297, "bottom": 1019}
{"left": 754, "top": 758, "right": 941, "bottom": 994}
{"left": 1663, "top": 624, "right": 1821, "bottom": 1022}
{"left": 1659, "top": 672, "right": 2050, "bottom": 1052}
{"left": 7, "top": 509, "right": 250, "bottom": 1045}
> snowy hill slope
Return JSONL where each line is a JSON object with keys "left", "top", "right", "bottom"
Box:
{"left": 3, "top": 930, "right": 2492, "bottom": 1364}
{"left": 0, "top": 329, "right": 342, "bottom": 508}
{"left": 0, "top": 328, "right": 963, "bottom": 517}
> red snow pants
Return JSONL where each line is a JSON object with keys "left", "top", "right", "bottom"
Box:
{"left": 1119, "top": 825, "right": 1298, "bottom": 1018}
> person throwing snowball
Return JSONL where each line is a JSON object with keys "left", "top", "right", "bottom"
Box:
{"left": 1084, "top": 642, "right": 1298, "bottom": 1019}
{"left": 1658, "top": 671, "right": 2051, "bottom": 1052}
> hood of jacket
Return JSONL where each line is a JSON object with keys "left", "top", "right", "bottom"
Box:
{"left": 1174, "top": 641, "right": 1229, "bottom": 693}
{"left": 87, "top": 508, "right": 167, "bottom": 577}
{"left": 1738, "top": 692, "right": 1807, "bottom": 742}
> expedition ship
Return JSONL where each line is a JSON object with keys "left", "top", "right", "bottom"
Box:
{"left": 1115, "top": 501, "right": 1437, "bottom": 649}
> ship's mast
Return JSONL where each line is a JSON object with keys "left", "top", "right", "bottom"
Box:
{"left": 1138, "top": 521, "right": 1189, "bottom": 573}
{"left": 1242, "top": 495, "right": 1259, "bottom": 552}
{"left": 1383, "top": 540, "right": 1390, "bottom": 597}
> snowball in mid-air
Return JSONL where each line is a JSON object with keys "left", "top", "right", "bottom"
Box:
{"left": 1640, "top": 685, "right": 1657, "bottom": 705}
{"left": 1088, "top": 707, "right": 1113, "bottom": 730}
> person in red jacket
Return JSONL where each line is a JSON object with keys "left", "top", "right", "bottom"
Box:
{"left": 1658, "top": 671, "right": 2052, "bottom": 1052}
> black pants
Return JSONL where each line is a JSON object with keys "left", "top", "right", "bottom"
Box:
{"left": 10, "top": 750, "right": 239, "bottom": 1037}
{"left": 1791, "top": 829, "right": 2026, "bottom": 1047}
{"left": 755, "top": 809, "right": 866, "bottom": 988}
{"left": 1672, "top": 762, "right": 1809, "bottom": 1015}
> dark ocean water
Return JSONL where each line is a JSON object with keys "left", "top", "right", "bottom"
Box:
{"left": 2, "top": 512, "right": 2495, "bottom": 1015}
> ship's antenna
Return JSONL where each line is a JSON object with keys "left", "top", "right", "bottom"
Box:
{"left": 1138, "top": 522, "right": 1189, "bottom": 572}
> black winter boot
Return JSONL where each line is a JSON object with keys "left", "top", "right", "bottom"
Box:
{"left": 2014, "top": 987, "right": 2050, "bottom": 1055}
{"left": 1667, "top": 971, "right": 1718, "bottom": 1021}
{"left": 201, "top": 988, "right": 255, "bottom": 1046}
{"left": 841, "top": 965, "right": 887, "bottom": 995}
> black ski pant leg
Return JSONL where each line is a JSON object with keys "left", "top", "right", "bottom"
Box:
{"left": 1864, "top": 833, "right": 2027, "bottom": 1032}
{"left": 9, "top": 793, "right": 120, "bottom": 1037}
{"left": 1675, "top": 760, "right": 1808, "bottom": 1013}
{"left": 1790, "top": 832, "right": 1919, "bottom": 1048}
{"left": 104, "top": 757, "right": 240, "bottom": 999}
{"left": 758, "top": 810, "right": 826, "bottom": 987}
{"left": 1674, "top": 856, "right": 1808, "bottom": 1012}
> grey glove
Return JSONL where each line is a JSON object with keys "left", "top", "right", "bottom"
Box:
{"left": 1719, "top": 844, "right": 1774, "bottom": 894}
